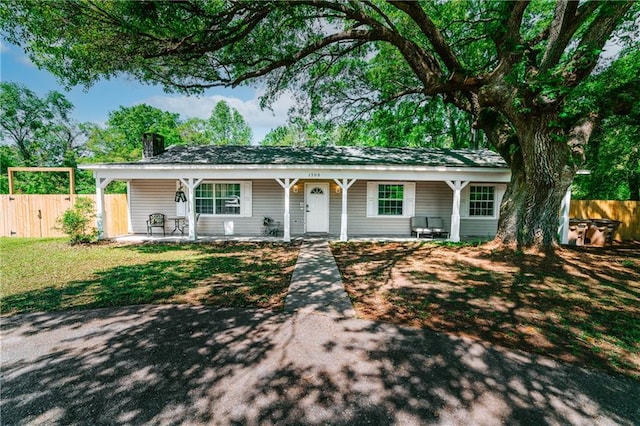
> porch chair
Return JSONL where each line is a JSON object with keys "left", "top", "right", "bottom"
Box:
{"left": 410, "top": 216, "right": 449, "bottom": 239}
{"left": 410, "top": 217, "right": 430, "bottom": 239}
{"left": 146, "top": 213, "right": 166, "bottom": 236}
{"left": 267, "top": 221, "right": 281, "bottom": 236}
{"left": 262, "top": 216, "right": 282, "bottom": 236}
{"left": 426, "top": 217, "right": 449, "bottom": 239}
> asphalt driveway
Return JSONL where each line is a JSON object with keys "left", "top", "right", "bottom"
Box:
{"left": 2, "top": 305, "right": 639, "bottom": 425}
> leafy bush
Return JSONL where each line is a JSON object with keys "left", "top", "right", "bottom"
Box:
{"left": 57, "top": 197, "right": 97, "bottom": 244}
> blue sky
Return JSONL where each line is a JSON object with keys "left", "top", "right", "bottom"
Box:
{"left": 1, "top": 41, "right": 292, "bottom": 143}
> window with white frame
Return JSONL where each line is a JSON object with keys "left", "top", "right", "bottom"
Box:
{"left": 194, "top": 182, "right": 252, "bottom": 216}
{"left": 367, "top": 182, "right": 415, "bottom": 218}
{"left": 378, "top": 184, "right": 404, "bottom": 215}
{"left": 468, "top": 185, "right": 495, "bottom": 217}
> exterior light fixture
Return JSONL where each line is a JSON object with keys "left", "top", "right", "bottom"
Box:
{"left": 293, "top": 184, "right": 299, "bottom": 193}
{"left": 335, "top": 184, "right": 341, "bottom": 194}
{"left": 175, "top": 183, "right": 187, "bottom": 202}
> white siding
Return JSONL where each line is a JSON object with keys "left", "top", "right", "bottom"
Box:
{"left": 459, "top": 183, "right": 506, "bottom": 238}
{"left": 347, "top": 181, "right": 408, "bottom": 236}
{"left": 131, "top": 179, "right": 274, "bottom": 236}
{"left": 460, "top": 219, "right": 499, "bottom": 238}
{"left": 329, "top": 185, "right": 342, "bottom": 236}
{"left": 130, "top": 180, "right": 178, "bottom": 234}
{"left": 413, "top": 181, "right": 454, "bottom": 236}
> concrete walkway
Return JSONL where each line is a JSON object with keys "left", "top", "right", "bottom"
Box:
{"left": 284, "top": 239, "right": 355, "bottom": 318}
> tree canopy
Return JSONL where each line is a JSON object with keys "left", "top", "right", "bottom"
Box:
{"left": 570, "top": 49, "right": 640, "bottom": 201}
{"left": 2, "top": 0, "right": 637, "bottom": 248}
{"left": 207, "top": 100, "right": 252, "bottom": 146}
{"left": 0, "top": 82, "right": 92, "bottom": 193}
{"left": 0, "top": 84, "right": 255, "bottom": 193}
{"left": 84, "top": 104, "right": 182, "bottom": 163}
{"left": 0, "top": 82, "right": 82, "bottom": 167}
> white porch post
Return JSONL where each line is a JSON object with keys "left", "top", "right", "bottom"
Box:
{"left": 559, "top": 186, "right": 572, "bottom": 244}
{"left": 446, "top": 180, "right": 469, "bottom": 243}
{"left": 95, "top": 177, "right": 113, "bottom": 240}
{"left": 276, "top": 178, "right": 298, "bottom": 242}
{"left": 180, "top": 178, "right": 203, "bottom": 241}
{"left": 333, "top": 178, "right": 356, "bottom": 241}
{"left": 126, "top": 181, "right": 133, "bottom": 234}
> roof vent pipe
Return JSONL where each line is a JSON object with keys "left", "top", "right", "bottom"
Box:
{"left": 142, "top": 133, "right": 165, "bottom": 159}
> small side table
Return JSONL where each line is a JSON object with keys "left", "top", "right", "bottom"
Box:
{"left": 168, "top": 216, "right": 186, "bottom": 235}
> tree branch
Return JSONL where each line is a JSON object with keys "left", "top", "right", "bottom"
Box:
{"left": 539, "top": 0, "right": 599, "bottom": 73}
{"left": 563, "top": 1, "right": 634, "bottom": 86}
{"left": 567, "top": 113, "right": 599, "bottom": 165}
{"left": 361, "top": 1, "right": 398, "bottom": 33}
{"left": 491, "top": 1, "right": 529, "bottom": 78}
{"left": 230, "top": 29, "right": 381, "bottom": 86}
{"left": 499, "top": 1, "right": 529, "bottom": 50}
{"left": 387, "top": 1, "right": 462, "bottom": 72}
{"left": 298, "top": 1, "right": 449, "bottom": 92}
{"left": 539, "top": 0, "right": 579, "bottom": 73}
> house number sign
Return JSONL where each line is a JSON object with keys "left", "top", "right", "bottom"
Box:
{"left": 308, "top": 172, "right": 321, "bottom": 177}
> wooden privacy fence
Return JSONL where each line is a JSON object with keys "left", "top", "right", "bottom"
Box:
{"left": 0, "top": 194, "right": 128, "bottom": 238}
{"left": 570, "top": 200, "right": 639, "bottom": 241}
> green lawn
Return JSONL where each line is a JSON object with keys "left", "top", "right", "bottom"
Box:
{"left": 1, "top": 238, "right": 300, "bottom": 315}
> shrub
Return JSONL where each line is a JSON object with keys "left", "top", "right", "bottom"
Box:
{"left": 57, "top": 197, "right": 97, "bottom": 244}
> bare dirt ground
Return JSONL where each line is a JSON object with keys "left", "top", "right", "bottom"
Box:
{"left": 331, "top": 241, "right": 640, "bottom": 380}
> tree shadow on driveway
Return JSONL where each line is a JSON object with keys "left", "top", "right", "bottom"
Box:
{"left": 2, "top": 306, "right": 639, "bottom": 425}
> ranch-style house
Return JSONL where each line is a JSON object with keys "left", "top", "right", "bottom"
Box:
{"left": 81, "top": 134, "right": 572, "bottom": 243}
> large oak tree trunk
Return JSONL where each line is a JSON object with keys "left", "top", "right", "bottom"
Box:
{"left": 494, "top": 115, "right": 576, "bottom": 249}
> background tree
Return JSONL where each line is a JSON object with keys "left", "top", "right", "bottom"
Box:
{"left": 263, "top": 100, "right": 479, "bottom": 148}
{"left": 0, "top": 146, "right": 19, "bottom": 193}
{"left": 340, "top": 98, "right": 480, "bottom": 148}
{"left": 84, "top": 104, "right": 182, "bottom": 162}
{"left": 570, "top": 49, "right": 640, "bottom": 201}
{"left": 208, "top": 100, "right": 252, "bottom": 145}
{"left": 260, "top": 117, "right": 334, "bottom": 147}
{"left": 2, "top": 1, "right": 637, "bottom": 248}
{"left": 0, "top": 82, "right": 83, "bottom": 166}
{"left": 0, "top": 81, "right": 91, "bottom": 193}
{"left": 177, "top": 117, "right": 211, "bottom": 145}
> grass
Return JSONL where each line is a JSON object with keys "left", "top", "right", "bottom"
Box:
{"left": 1, "top": 238, "right": 300, "bottom": 315}
{"left": 331, "top": 241, "right": 640, "bottom": 381}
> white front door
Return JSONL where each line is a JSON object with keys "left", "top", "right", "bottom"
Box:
{"left": 306, "top": 183, "right": 330, "bottom": 233}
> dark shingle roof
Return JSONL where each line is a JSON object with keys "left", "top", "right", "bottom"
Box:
{"left": 139, "top": 145, "right": 508, "bottom": 168}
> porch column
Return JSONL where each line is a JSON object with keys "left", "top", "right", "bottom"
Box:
{"left": 445, "top": 180, "right": 469, "bottom": 243}
{"left": 276, "top": 178, "right": 298, "bottom": 242}
{"left": 126, "top": 181, "right": 133, "bottom": 234}
{"left": 180, "top": 178, "right": 203, "bottom": 241}
{"left": 333, "top": 178, "right": 357, "bottom": 241}
{"left": 95, "top": 177, "right": 113, "bottom": 240}
{"left": 559, "top": 186, "right": 572, "bottom": 244}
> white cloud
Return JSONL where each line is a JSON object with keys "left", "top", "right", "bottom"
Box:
{"left": 16, "top": 54, "right": 36, "bottom": 67}
{"left": 1, "top": 41, "right": 36, "bottom": 67}
{"left": 144, "top": 90, "right": 296, "bottom": 143}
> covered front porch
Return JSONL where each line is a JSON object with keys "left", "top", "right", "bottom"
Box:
{"left": 80, "top": 143, "right": 518, "bottom": 243}
{"left": 91, "top": 175, "right": 512, "bottom": 243}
